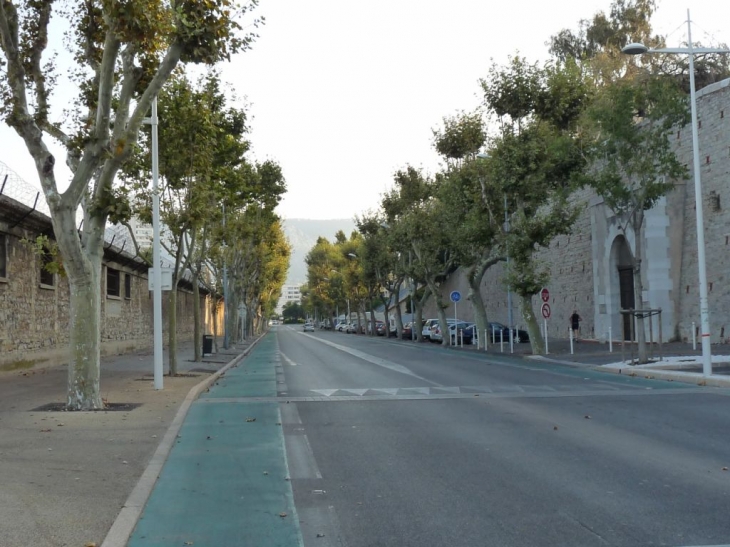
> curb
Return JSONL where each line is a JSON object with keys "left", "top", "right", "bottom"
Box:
{"left": 530, "top": 355, "right": 730, "bottom": 388}
{"left": 101, "top": 334, "right": 266, "bottom": 547}
{"left": 596, "top": 364, "right": 730, "bottom": 388}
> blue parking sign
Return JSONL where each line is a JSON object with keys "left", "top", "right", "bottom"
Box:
{"left": 450, "top": 291, "right": 461, "bottom": 303}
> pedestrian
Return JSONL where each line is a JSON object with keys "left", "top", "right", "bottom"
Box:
{"left": 570, "top": 310, "right": 582, "bottom": 341}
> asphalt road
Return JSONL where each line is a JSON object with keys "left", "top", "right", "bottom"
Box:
{"left": 276, "top": 325, "right": 730, "bottom": 547}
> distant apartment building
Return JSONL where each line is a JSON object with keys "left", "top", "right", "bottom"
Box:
{"left": 128, "top": 216, "right": 153, "bottom": 250}
{"left": 276, "top": 284, "right": 302, "bottom": 314}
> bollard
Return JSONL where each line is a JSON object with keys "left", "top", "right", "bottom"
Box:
{"left": 608, "top": 327, "right": 613, "bottom": 353}
{"left": 692, "top": 321, "right": 696, "bottom": 350}
{"left": 500, "top": 330, "right": 504, "bottom": 353}
{"left": 484, "top": 329, "right": 488, "bottom": 351}
{"left": 544, "top": 319, "right": 549, "bottom": 355}
{"left": 569, "top": 327, "right": 574, "bottom": 355}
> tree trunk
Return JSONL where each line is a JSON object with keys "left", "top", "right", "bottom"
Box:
{"left": 52, "top": 202, "right": 105, "bottom": 410}
{"left": 193, "top": 272, "right": 201, "bottom": 362}
{"left": 520, "top": 293, "right": 545, "bottom": 355}
{"left": 466, "top": 264, "right": 490, "bottom": 349}
{"left": 632, "top": 210, "right": 648, "bottom": 363}
{"left": 168, "top": 283, "right": 178, "bottom": 375}
{"left": 413, "top": 285, "right": 430, "bottom": 342}
{"left": 426, "top": 278, "right": 451, "bottom": 346}
{"left": 66, "top": 262, "right": 103, "bottom": 410}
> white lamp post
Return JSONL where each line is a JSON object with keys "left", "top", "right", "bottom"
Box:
{"left": 143, "top": 97, "right": 163, "bottom": 390}
{"left": 622, "top": 10, "right": 730, "bottom": 377}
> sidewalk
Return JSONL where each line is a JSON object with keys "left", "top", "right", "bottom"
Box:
{"left": 431, "top": 334, "right": 730, "bottom": 387}
{"left": 0, "top": 337, "right": 254, "bottom": 547}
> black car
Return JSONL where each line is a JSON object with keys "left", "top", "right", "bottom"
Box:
{"left": 480, "top": 322, "right": 529, "bottom": 344}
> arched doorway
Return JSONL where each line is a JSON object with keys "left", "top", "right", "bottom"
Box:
{"left": 610, "top": 236, "right": 635, "bottom": 340}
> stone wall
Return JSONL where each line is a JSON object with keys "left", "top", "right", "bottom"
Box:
{"left": 420, "top": 78, "right": 730, "bottom": 343}
{"left": 0, "top": 209, "right": 221, "bottom": 368}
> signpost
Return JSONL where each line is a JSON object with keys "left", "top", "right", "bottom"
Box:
{"left": 541, "top": 288, "right": 550, "bottom": 354}
{"left": 450, "top": 291, "right": 461, "bottom": 345}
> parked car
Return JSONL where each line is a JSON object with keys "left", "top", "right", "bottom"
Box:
{"left": 431, "top": 320, "right": 472, "bottom": 343}
{"left": 335, "top": 321, "right": 348, "bottom": 332}
{"left": 402, "top": 320, "right": 425, "bottom": 340}
{"left": 303, "top": 322, "right": 315, "bottom": 332}
{"left": 484, "top": 322, "right": 529, "bottom": 343}
{"left": 421, "top": 319, "right": 441, "bottom": 341}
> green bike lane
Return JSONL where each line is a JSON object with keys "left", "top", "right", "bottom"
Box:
{"left": 127, "top": 334, "right": 303, "bottom": 547}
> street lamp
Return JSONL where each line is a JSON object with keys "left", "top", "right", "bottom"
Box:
{"left": 622, "top": 10, "right": 730, "bottom": 377}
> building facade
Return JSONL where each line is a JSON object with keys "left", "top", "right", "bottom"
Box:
{"left": 0, "top": 188, "right": 221, "bottom": 368}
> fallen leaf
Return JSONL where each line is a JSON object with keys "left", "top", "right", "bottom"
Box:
{"left": 585, "top": 415, "right": 591, "bottom": 419}
{"left": 263, "top": 471, "right": 269, "bottom": 475}
{"left": 317, "top": 533, "right": 326, "bottom": 538}
{"left": 553, "top": 426, "right": 558, "bottom": 430}
{"left": 85, "top": 542, "right": 97, "bottom": 547}
{"left": 57, "top": 423, "right": 64, "bottom": 426}
{"left": 40, "top": 429, "right": 52, "bottom": 433}
{"left": 279, "top": 512, "right": 287, "bottom": 518}
{"left": 723, "top": 467, "right": 728, "bottom": 471}
{"left": 246, "top": 417, "right": 256, "bottom": 422}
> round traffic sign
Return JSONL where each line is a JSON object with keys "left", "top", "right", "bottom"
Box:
{"left": 450, "top": 291, "right": 461, "bottom": 303}
{"left": 541, "top": 302, "right": 551, "bottom": 319}
{"left": 540, "top": 288, "right": 550, "bottom": 302}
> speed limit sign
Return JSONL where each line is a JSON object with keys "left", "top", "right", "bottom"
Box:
{"left": 541, "top": 303, "right": 551, "bottom": 319}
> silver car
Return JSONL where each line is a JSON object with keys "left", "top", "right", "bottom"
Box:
{"left": 303, "top": 322, "right": 315, "bottom": 332}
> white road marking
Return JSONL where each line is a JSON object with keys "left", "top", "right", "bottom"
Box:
{"left": 299, "top": 333, "right": 441, "bottom": 386}
{"left": 280, "top": 352, "right": 297, "bottom": 366}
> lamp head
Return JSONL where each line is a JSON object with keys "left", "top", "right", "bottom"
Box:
{"left": 476, "top": 152, "right": 490, "bottom": 159}
{"left": 622, "top": 43, "right": 649, "bottom": 55}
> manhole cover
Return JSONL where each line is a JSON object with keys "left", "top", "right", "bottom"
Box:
{"left": 30, "top": 402, "right": 143, "bottom": 412}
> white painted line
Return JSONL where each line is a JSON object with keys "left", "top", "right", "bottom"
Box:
{"left": 311, "top": 389, "right": 339, "bottom": 397}
{"left": 301, "top": 333, "right": 441, "bottom": 386}
{"left": 280, "top": 351, "right": 298, "bottom": 366}
{"left": 341, "top": 389, "right": 368, "bottom": 396}
{"left": 371, "top": 388, "right": 399, "bottom": 395}
{"left": 285, "top": 433, "right": 323, "bottom": 480}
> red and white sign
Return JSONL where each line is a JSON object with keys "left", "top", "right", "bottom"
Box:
{"left": 540, "top": 287, "right": 550, "bottom": 302}
{"left": 541, "top": 303, "right": 551, "bottom": 319}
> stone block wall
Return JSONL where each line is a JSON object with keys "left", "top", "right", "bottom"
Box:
{"left": 0, "top": 217, "right": 219, "bottom": 368}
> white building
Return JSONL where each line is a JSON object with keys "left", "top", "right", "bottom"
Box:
{"left": 276, "top": 284, "right": 302, "bottom": 314}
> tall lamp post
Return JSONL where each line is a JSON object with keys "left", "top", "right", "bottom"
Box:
{"left": 143, "top": 97, "right": 163, "bottom": 390}
{"left": 622, "top": 10, "right": 730, "bottom": 377}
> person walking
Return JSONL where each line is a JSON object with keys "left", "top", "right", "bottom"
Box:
{"left": 570, "top": 310, "right": 582, "bottom": 341}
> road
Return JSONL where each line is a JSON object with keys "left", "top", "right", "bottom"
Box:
{"left": 275, "top": 325, "right": 730, "bottom": 547}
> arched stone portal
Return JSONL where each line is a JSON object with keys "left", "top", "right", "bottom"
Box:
{"left": 609, "top": 236, "right": 635, "bottom": 340}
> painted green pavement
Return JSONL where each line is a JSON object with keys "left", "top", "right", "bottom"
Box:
{"left": 128, "top": 334, "right": 303, "bottom": 546}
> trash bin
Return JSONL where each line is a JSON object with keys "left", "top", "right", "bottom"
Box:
{"left": 202, "top": 335, "right": 213, "bottom": 356}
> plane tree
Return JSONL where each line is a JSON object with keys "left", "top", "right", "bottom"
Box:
{"left": 0, "top": 0, "right": 257, "bottom": 409}
{"left": 583, "top": 76, "right": 688, "bottom": 361}
{"left": 432, "top": 112, "right": 506, "bottom": 346}
{"left": 480, "top": 56, "right": 592, "bottom": 354}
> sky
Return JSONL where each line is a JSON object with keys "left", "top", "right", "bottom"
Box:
{"left": 2, "top": 0, "right": 729, "bottom": 221}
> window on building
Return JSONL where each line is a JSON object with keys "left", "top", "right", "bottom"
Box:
{"left": 0, "top": 234, "right": 7, "bottom": 279}
{"left": 40, "top": 253, "right": 55, "bottom": 287}
{"left": 107, "top": 267, "right": 120, "bottom": 297}
{"left": 124, "top": 273, "right": 131, "bottom": 299}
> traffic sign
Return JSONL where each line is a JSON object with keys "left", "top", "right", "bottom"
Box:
{"left": 540, "top": 287, "right": 550, "bottom": 302}
{"left": 450, "top": 291, "right": 461, "bottom": 303}
{"left": 541, "top": 303, "right": 551, "bottom": 319}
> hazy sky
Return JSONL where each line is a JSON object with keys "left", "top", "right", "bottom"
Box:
{"left": 2, "top": 1, "right": 729, "bottom": 221}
